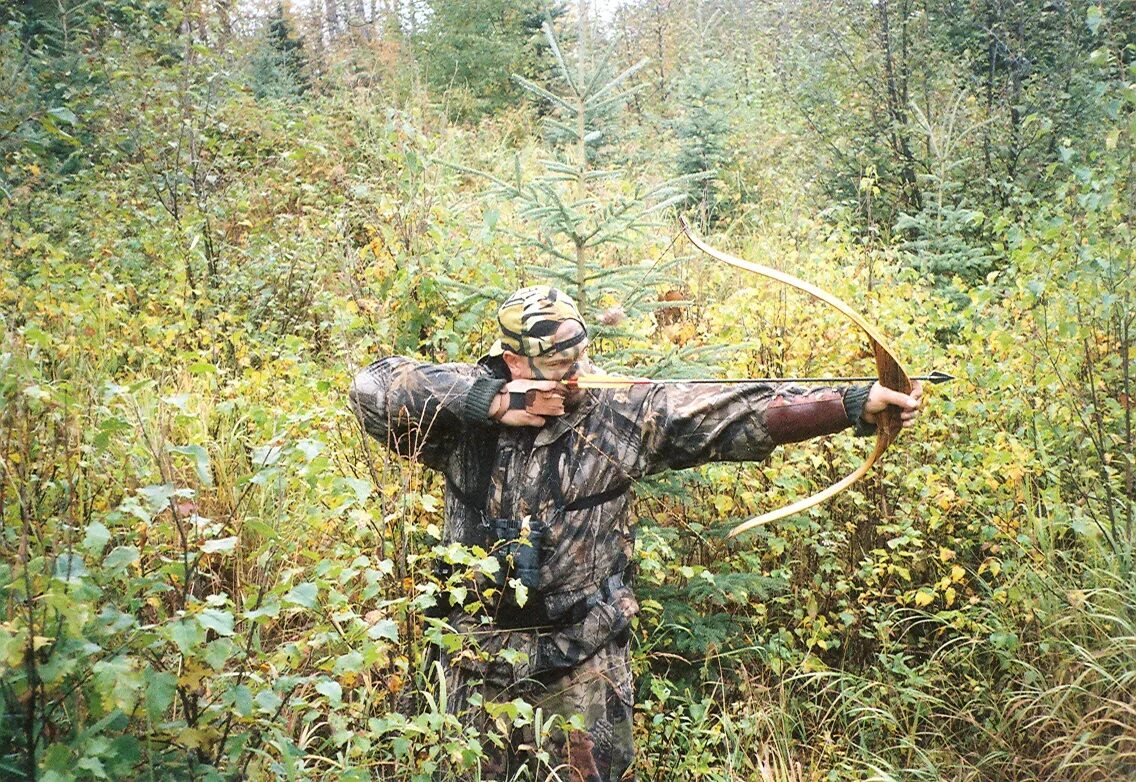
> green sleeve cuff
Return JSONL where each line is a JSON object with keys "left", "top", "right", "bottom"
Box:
{"left": 462, "top": 377, "right": 507, "bottom": 424}
{"left": 842, "top": 384, "right": 876, "bottom": 437}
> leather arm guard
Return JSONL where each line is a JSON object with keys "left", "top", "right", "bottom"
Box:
{"left": 766, "top": 386, "right": 871, "bottom": 445}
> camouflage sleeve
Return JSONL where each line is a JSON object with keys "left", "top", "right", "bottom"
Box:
{"left": 348, "top": 357, "right": 505, "bottom": 468}
{"left": 632, "top": 381, "right": 872, "bottom": 476}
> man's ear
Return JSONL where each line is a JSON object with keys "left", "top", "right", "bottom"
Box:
{"left": 501, "top": 350, "right": 526, "bottom": 379}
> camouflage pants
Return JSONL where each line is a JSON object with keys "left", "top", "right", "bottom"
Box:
{"left": 442, "top": 629, "right": 635, "bottom": 782}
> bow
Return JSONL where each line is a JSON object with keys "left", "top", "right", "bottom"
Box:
{"left": 676, "top": 216, "right": 913, "bottom": 538}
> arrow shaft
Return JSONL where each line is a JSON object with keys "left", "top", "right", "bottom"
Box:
{"left": 568, "top": 373, "right": 950, "bottom": 388}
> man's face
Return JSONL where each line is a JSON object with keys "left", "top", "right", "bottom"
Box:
{"left": 509, "top": 320, "right": 591, "bottom": 408}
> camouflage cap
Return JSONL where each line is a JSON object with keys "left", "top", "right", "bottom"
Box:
{"left": 488, "top": 286, "right": 588, "bottom": 357}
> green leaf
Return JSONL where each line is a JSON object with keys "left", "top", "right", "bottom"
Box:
{"left": 367, "top": 619, "right": 399, "bottom": 642}
{"left": 146, "top": 673, "right": 178, "bottom": 720}
{"left": 315, "top": 679, "right": 342, "bottom": 705}
{"left": 333, "top": 651, "right": 364, "bottom": 675}
{"left": 251, "top": 444, "right": 284, "bottom": 467}
{"left": 204, "top": 638, "right": 237, "bottom": 668}
{"left": 93, "top": 416, "right": 131, "bottom": 450}
{"left": 83, "top": 522, "right": 111, "bottom": 554}
{"left": 162, "top": 393, "right": 190, "bottom": 410}
{"left": 170, "top": 445, "right": 213, "bottom": 487}
{"left": 244, "top": 519, "right": 277, "bottom": 539}
{"left": 201, "top": 536, "right": 238, "bottom": 554}
{"left": 295, "top": 438, "right": 324, "bottom": 461}
{"left": 255, "top": 689, "right": 282, "bottom": 713}
{"left": 53, "top": 553, "right": 88, "bottom": 582}
{"left": 42, "top": 743, "right": 73, "bottom": 773}
{"left": 284, "top": 582, "right": 318, "bottom": 609}
{"left": 244, "top": 601, "right": 281, "bottom": 621}
{"left": 77, "top": 757, "right": 107, "bottom": 778}
{"left": 137, "top": 484, "right": 176, "bottom": 516}
{"left": 1086, "top": 5, "right": 1103, "bottom": 33}
{"left": 197, "top": 608, "right": 235, "bottom": 636}
{"left": 47, "top": 106, "right": 78, "bottom": 125}
{"left": 168, "top": 618, "right": 204, "bottom": 656}
{"left": 104, "top": 546, "right": 140, "bottom": 572}
{"left": 231, "top": 685, "right": 253, "bottom": 717}
{"left": 109, "top": 736, "right": 141, "bottom": 769}
{"left": 510, "top": 578, "right": 529, "bottom": 608}
{"left": 342, "top": 477, "right": 373, "bottom": 506}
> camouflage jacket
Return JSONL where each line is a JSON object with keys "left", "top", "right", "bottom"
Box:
{"left": 349, "top": 357, "right": 872, "bottom": 676}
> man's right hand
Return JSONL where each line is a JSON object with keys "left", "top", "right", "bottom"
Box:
{"left": 489, "top": 379, "right": 566, "bottom": 426}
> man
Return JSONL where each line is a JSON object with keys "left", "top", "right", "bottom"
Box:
{"left": 349, "top": 285, "right": 922, "bottom": 781}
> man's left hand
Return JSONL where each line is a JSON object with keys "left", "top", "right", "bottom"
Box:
{"left": 862, "top": 380, "right": 923, "bottom": 428}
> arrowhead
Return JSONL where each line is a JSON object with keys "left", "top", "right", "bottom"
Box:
{"left": 926, "top": 371, "right": 954, "bottom": 384}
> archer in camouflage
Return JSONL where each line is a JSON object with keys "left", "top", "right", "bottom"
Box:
{"left": 349, "top": 285, "right": 923, "bottom": 782}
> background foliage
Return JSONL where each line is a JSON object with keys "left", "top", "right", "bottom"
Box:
{"left": 2, "top": 0, "right": 1135, "bottom": 780}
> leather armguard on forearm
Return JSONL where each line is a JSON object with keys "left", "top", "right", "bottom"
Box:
{"left": 765, "top": 391, "right": 852, "bottom": 445}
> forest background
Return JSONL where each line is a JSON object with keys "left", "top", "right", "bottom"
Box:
{"left": 2, "top": 0, "right": 1136, "bottom": 780}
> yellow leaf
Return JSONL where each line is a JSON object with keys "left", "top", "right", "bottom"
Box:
{"left": 938, "top": 546, "right": 956, "bottom": 562}
{"left": 712, "top": 494, "right": 735, "bottom": 514}
{"left": 936, "top": 488, "right": 957, "bottom": 509}
{"left": 978, "top": 558, "right": 1002, "bottom": 577}
{"left": 179, "top": 663, "right": 210, "bottom": 690}
{"left": 914, "top": 590, "right": 935, "bottom": 607}
{"left": 950, "top": 565, "right": 966, "bottom": 582}
{"left": 945, "top": 587, "right": 957, "bottom": 606}
{"left": 177, "top": 727, "right": 209, "bottom": 750}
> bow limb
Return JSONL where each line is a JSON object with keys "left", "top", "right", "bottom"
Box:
{"left": 677, "top": 216, "right": 912, "bottom": 537}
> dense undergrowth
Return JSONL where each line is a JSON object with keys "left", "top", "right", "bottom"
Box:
{"left": 3, "top": 2, "right": 1136, "bottom": 780}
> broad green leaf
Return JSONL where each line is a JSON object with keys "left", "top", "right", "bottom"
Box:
{"left": 197, "top": 608, "right": 235, "bottom": 636}
{"left": 170, "top": 444, "right": 213, "bottom": 487}
{"left": 255, "top": 689, "right": 282, "bottom": 713}
{"left": 201, "top": 536, "right": 238, "bottom": 554}
{"left": 334, "top": 651, "right": 364, "bottom": 675}
{"left": 104, "top": 546, "right": 140, "bottom": 571}
{"left": 1086, "top": 5, "right": 1103, "bottom": 33}
{"left": 83, "top": 522, "right": 111, "bottom": 554}
{"left": 168, "top": 618, "right": 204, "bottom": 656}
{"left": 48, "top": 106, "right": 78, "bottom": 125}
{"left": 137, "top": 484, "right": 176, "bottom": 515}
{"left": 251, "top": 444, "right": 284, "bottom": 467}
{"left": 146, "top": 673, "right": 178, "bottom": 720}
{"left": 315, "top": 679, "right": 342, "bottom": 705}
{"left": 284, "top": 582, "right": 318, "bottom": 609}
{"left": 231, "top": 685, "right": 253, "bottom": 717}
{"left": 367, "top": 619, "right": 399, "bottom": 642}
{"left": 53, "top": 553, "right": 88, "bottom": 582}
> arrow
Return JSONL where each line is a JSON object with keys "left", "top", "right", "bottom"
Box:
{"left": 564, "top": 370, "right": 954, "bottom": 389}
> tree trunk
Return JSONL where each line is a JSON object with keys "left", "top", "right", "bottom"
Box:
{"left": 876, "top": 0, "right": 922, "bottom": 211}
{"left": 325, "top": 0, "right": 340, "bottom": 40}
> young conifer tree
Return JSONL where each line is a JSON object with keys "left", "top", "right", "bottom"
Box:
{"left": 512, "top": 22, "right": 699, "bottom": 314}
{"left": 455, "top": 22, "right": 694, "bottom": 320}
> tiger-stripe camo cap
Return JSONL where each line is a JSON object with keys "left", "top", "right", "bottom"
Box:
{"left": 488, "top": 286, "right": 588, "bottom": 358}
